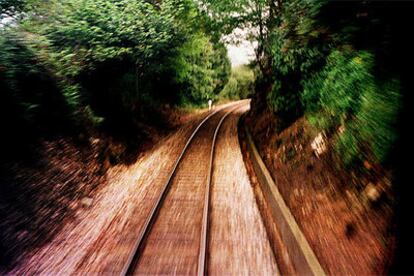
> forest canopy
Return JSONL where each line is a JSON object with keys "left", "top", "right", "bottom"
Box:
{"left": 1, "top": 0, "right": 235, "bottom": 147}
{"left": 202, "top": 0, "right": 405, "bottom": 165}
{"left": 1, "top": 0, "right": 407, "bottom": 165}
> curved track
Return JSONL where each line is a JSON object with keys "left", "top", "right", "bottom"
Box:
{"left": 121, "top": 102, "right": 245, "bottom": 275}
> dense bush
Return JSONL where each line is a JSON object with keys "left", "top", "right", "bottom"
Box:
{"left": 262, "top": 0, "right": 402, "bottom": 165}
{"left": 302, "top": 50, "right": 374, "bottom": 130}
{"left": 302, "top": 49, "right": 400, "bottom": 164}
{"left": 20, "top": 0, "right": 186, "bottom": 129}
{"left": 1, "top": 0, "right": 231, "bottom": 140}
{"left": 0, "top": 31, "right": 72, "bottom": 151}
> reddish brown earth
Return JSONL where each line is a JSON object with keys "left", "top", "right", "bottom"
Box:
{"left": 0, "top": 138, "right": 105, "bottom": 270}
{"left": 0, "top": 105, "right": 213, "bottom": 274}
{"left": 243, "top": 109, "right": 395, "bottom": 275}
{"left": 239, "top": 131, "right": 297, "bottom": 275}
{"left": 2, "top": 102, "right": 267, "bottom": 274}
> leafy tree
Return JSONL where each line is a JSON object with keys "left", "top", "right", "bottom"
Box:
{"left": 203, "top": 0, "right": 403, "bottom": 165}
{"left": 1, "top": 0, "right": 232, "bottom": 138}
{"left": 171, "top": 33, "right": 230, "bottom": 105}
{"left": 220, "top": 65, "right": 254, "bottom": 100}
{"left": 200, "top": 0, "right": 280, "bottom": 76}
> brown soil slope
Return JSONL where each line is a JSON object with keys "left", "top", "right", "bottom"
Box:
{"left": 0, "top": 106, "right": 207, "bottom": 273}
{"left": 243, "top": 110, "right": 395, "bottom": 275}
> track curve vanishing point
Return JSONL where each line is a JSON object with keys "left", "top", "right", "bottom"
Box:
{"left": 121, "top": 101, "right": 247, "bottom": 275}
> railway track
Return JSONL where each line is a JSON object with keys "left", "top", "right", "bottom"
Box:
{"left": 121, "top": 102, "right": 245, "bottom": 275}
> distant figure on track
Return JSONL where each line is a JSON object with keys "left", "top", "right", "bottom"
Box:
{"left": 208, "top": 99, "right": 213, "bottom": 111}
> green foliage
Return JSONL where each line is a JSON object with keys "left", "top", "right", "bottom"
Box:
{"left": 204, "top": 0, "right": 403, "bottom": 166}
{"left": 253, "top": 0, "right": 402, "bottom": 165}
{"left": 27, "top": 0, "right": 181, "bottom": 77}
{"left": 337, "top": 79, "right": 400, "bottom": 164}
{"left": 1, "top": 0, "right": 232, "bottom": 139}
{"left": 264, "top": 0, "right": 329, "bottom": 127}
{"left": 269, "top": 0, "right": 327, "bottom": 75}
{"left": 302, "top": 50, "right": 373, "bottom": 130}
{"left": 171, "top": 33, "right": 230, "bottom": 105}
{"left": 0, "top": 31, "right": 70, "bottom": 131}
{"left": 303, "top": 49, "right": 400, "bottom": 164}
{"left": 219, "top": 65, "right": 254, "bottom": 100}
{"left": 210, "top": 43, "right": 232, "bottom": 95}
{"left": 2, "top": 0, "right": 184, "bottom": 131}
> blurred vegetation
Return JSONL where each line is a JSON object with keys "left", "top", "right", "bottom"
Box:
{"left": 0, "top": 31, "right": 72, "bottom": 155}
{"left": 219, "top": 65, "right": 254, "bottom": 100}
{"left": 202, "top": 0, "right": 405, "bottom": 166}
{"left": 1, "top": 0, "right": 407, "bottom": 167}
{"left": 302, "top": 49, "right": 400, "bottom": 164}
{"left": 263, "top": 0, "right": 403, "bottom": 165}
{"left": 0, "top": 0, "right": 231, "bottom": 153}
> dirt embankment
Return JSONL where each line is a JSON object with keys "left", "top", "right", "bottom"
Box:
{"left": 0, "top": 138, "right": 105, "bottom": 270}
{"left": 0, "top": 106, "right": 203, "bottom": 272}
{"left": 242, "top": 108, "right": 395, "bottom": 275}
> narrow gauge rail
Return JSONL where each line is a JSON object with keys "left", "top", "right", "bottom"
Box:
{"left": 121, "top": 102, "right": 245, "bottom": 275}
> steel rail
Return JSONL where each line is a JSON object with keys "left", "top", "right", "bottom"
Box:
{"left": 197, "top": 103, "right": 245, "bottom": 276}
{"left": 120, "top": 102, "right": 242, "bottom": 276}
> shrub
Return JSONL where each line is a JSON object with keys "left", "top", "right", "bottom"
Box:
{"left": 0, "top": 31, "right": 71, "bottom": 133}
{"left": 337, "top": 79, "right": 400, "bottom": 164}
{"left": 302, "top": 49, "right": 400, "bottom": 164}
